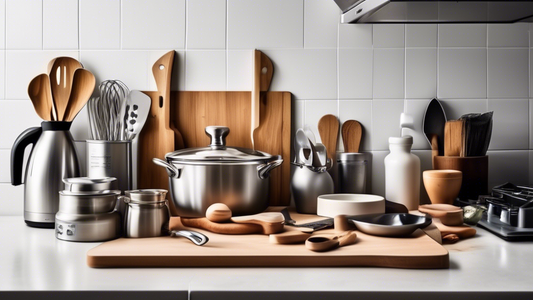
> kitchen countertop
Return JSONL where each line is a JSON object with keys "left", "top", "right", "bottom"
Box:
{"left": 1, "top": 216, "right": 533, "bottom": 300}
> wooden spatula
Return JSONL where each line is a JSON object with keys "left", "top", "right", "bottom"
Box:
{"left": 64, "top": 69, "right": 95, "bottom": 122}
{"left": 251, "top": 50, "right": 273, "bottom": 149}
{"left": 341, "top": 120, "right": 362, "bottom": 153}
{"left": 28, "top": 74, "right": 54, "bottom": 121}
{"left": 318, "top": 114, "right": 340, "bottom": 163}
{"left": 444, "top": 120, "right": 465, "bottom": 157}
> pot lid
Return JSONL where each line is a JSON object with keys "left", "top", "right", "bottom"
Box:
{"left": 165, "top": 126, "right": 273, "bottom": 162}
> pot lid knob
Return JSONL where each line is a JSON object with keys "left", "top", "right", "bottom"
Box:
{"left": 205, "top": 126, "right": 229, "bottom": 150}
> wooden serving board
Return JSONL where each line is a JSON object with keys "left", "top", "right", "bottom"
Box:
{"left": 169, "top": 91, "right": 292, "bottom": 206}
{"left": 87, "top": 212, "right": 449, "bottom": 269}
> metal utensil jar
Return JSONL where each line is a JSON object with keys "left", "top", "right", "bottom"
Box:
{"left": 122, "top": 189, "right": 170, "bottom": 238}
{"left": 336, "top": 153, "right": 368, "bottom": 194}
{"left": 153, "top": 126, "right": 283, "bottom": 217}
{"left": 87, "top": 140, "right": 132, "bottom": 192}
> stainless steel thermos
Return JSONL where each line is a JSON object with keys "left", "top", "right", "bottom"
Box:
{"left": 11, "top": 122, "right": 81, "bottom": 228}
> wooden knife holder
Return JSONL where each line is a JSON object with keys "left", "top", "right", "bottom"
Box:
{"left": 433, "top": 156, "right": 488, "bottom": 201}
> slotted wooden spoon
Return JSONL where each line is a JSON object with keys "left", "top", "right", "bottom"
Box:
{"left": 49, "top": 57, "right": 83, "bottom": 121}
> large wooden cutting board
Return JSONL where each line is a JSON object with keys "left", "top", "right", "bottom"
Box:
{"left": 169, "top": 90, "right": 292, "bottom": 206}
{"left": 87, "top": 212, "right": 449, "bottom": 269}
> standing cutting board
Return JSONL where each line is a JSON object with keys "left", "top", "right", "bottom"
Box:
{"left": 170, "top": 91, "right": 291, "bottom": 206}
{"left": 87, "top": 211, "right": 449, "bottom": 269}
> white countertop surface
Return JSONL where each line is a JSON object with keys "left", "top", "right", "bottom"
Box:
{"left": 1, "top": 216, "right": 533, "bottom": 299}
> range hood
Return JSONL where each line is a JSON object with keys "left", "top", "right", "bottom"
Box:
{"left": 334, "top": 0, "right": 533, "bottom": 23}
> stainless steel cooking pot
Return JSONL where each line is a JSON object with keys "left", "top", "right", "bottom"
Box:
{"left": 153, "top": 126, "right": 283, "bottom": 217}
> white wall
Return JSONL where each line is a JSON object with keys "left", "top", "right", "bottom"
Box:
{"left": 0, "top": 0, "right": 532, "bottom": 215}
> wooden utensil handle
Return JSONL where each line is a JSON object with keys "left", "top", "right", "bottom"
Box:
{"left": 181, "top": 217, "right": 263, "bottom": 235}
{"left": 337, "top": 231, "right": 357, "bottom": 247}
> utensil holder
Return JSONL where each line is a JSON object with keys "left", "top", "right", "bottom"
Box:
{"left": 336, "top": 152, "right": 370, "bottom": 194}
{"left": 86, "top": 140, "right": 132, "bottom": 193}
{"left": 290, "top": 164, "right": 334, "bottom": 214}
{"left": 433, "top": 156, "right": 488, "bottom": 201}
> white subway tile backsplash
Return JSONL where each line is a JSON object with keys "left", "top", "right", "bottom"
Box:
{"left": 263, "top": 49, "right": 336, "bottom": 100}
{"left": 488, "top": 23, "right": 529, "bottom": 48}
{"left": 187, "top": 0, "right": 226, "bottom": 50}
{"left": 339, "top": 49, "right": 372, "bottom": 99}
{"left": 438, "top": 24, "right": 487, "bottom": 48}
{"left": 43, "top": 0, "right": 78, "bottom": 50}
{"left": 122, "top": 0, "right": 185, "bottom": 49}
{"left": 438, "top": 49, "right": 487, "bottom": 99}
{"left": 227, "top": 50, "right": 252, "bottom": 91}
{"left": 338, "top": 100, "right": 372, "bottom": 152}
{"left": 339, "top": 24, "right": 372, "bottom": 48}
{"left": 80, "top": 51, "right": 150, "bottom": 91}
{"left": 80, "top": 0, "right": 120, "bottom": 49}
{"left": 0, "top": 149, "right": 10, "bottom": 182}
{"left": 304, "top": 100, "right": 337, "bottom": 144}
{"left": 403, "top": 99, "right": 431, "bottom": 150}
{"left": 405, "top": 49, "right": 437, "bottom": 99}
{"left": 405, "top": 25, "right": 437, "bottom": 48}
{"left": 227, "top": 0, "right": 303, "bottom": 49}
{"left": 185, "top": 51, "right": 226, "bottom": 91}
{"left": 488, "top": 49, "right": 529, "bottom": 99}
{"left": 373, "top": 25, "right": 404, "bottom": 48}
{"left": 0, "top": 0, "right": 5, "bottom": 49}
{"left": 6, "top": 0, "right": 42, "bottom": 49}
{"left": 371, "top": 100, "right": 404, "bottom": 151}
{"left": 373, "top": 49, "right": 404, "bottom": 99}
{"left": 0, "top": 184, "right": 24, "bottom": 215}
{"left": 488, "top": 99, "right": 529, "bottom": 150}
{"left": 5, "top": 51, "right": 79, "bottom": 100}
{"left": 488, "top": 150, "right": 529, "bottom": 189}
{"left": 0, "top": 100, "right": 42, "bottom": 149}
{"left": 0, "top": 51, "right": 4, "bottom": 99}
{"left": 304, "top": 0, "right": 339, "bottom": 48}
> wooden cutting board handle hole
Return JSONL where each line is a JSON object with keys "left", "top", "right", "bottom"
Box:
{"left": 159, "top": 96, "right": 163, "bottom": 108}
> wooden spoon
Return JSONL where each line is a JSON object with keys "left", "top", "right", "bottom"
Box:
{"left": 231, "top": 212, "right": 284, "bottom": 234}
{"left": 28, "top": 74, "right": 54, "bottom": 121}
{"left": 64, "top": 69, "right": 95, "bottom": 122}
{"left": 305, "top": 231, "right": 357, "bottom": 252}
{"left": 49, "top": 57, "right": 83, "bottom": 121}
{"left": 341, "top": 120, "right": 362, "bottom": 153}
{"left": 318, "top": 114, "right": 340, "bottom": 163}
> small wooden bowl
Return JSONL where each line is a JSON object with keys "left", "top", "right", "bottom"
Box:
{"left": 423, "top": 170, "right": 462, "bottom": 205}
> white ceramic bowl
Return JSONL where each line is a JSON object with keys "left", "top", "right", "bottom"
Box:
{"left": 317, "top": 194, "right": 385, "bottom": 218}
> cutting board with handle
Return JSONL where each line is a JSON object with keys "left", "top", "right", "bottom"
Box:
{"left": 138, "top": 51, "right": 185, "bottom": 215}
{"left": 87, "top": 210, "right": 449, "bottom": 269}
{"left": 169, "top": 50, "right": 291, "bottom": 206}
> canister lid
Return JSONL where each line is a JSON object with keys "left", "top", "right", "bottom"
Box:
{"left": 59, "top": 190, "right": 121, "bottom": 197}
{"left": 337, "top": 152, "right": 369, "bottom": 162}
{"left": 125, "top": 189, "right": 167, "bottom": 203}
{"left": 63, "top": 177, "right": 117, "bottom": 192}
{"left": 165, "top": 126, "right": 273, "bottom": 163}
{"left": 389, "top": 136, "right": 413, "bottom": 145}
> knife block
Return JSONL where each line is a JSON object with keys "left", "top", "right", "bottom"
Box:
{"left": 433, "top": 156, "right": 488, "bottom": 201}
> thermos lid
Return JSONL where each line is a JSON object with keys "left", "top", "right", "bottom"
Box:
{"left": 389, "top": 136, "right": 413, "bottom": 145}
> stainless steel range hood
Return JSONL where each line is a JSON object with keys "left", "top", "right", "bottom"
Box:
{"left": 335, "top": 0, "right": 533, "bottom": 23}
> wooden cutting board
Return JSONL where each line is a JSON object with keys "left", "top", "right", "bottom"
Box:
{"left": 87, "top": 211, "right": 449, "bottom": 269}
{"left": 169, "top": 90, "right": 291, "bottom": 206}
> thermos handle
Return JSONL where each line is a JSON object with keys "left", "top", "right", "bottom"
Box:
{"left": 11, "top": 127, "right": 42, "bottom": 186}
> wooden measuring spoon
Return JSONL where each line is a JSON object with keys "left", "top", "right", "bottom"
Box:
{"left": 49, "top": 57, "right": 83, "bottom": 121}
{"left": 341, "top": 120, "right": 362, "bottom": 153}
{"left": 305, "top": 231, "right": 357, "bottom": 252}
{"left": 28, "top": 74, "right": 54, "bottom": 121}
{"left": 318, "top": 114, "right": 339, "bottom": 163}
{"left": 64, "top": 69, "right": 95, "bottom": 122}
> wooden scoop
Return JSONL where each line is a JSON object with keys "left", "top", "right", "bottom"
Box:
{"left": 305, "top": 231, "right": 357, "bottom": 252}
{"left": 419, "top": 204, "right": 464, "bottom": 226}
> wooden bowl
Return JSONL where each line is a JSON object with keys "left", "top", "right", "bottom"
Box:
{"left": 423, "top": 170, "right": 462, "bottom": 205}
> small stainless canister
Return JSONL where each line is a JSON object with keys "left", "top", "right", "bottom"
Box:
{"left": 86, "top": 140, "right": 132, "bottom": 192}
{"left": 336, "top": 153, "right": 370, "bottom": 194}
{"left": 121, "top": 189, "right": 170, "bottom": 238}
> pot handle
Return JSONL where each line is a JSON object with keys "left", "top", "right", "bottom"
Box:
{"left": 152, "top": 158, "right": 182, "bottom": 179}
{"left": 257, "top": 156, "right": 283, "bottom": 180}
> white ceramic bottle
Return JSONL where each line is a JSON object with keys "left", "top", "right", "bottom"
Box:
{"left": 384, "top": 136, "right": 420, "bottom": 211}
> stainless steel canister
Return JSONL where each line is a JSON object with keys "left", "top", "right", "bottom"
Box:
{"left": 336, "top": 153, "right": 370, "bottom": 194}
{"left": 86, "top": 140, "right": 132, "bottom": 193}
{"left": 121, "top": 189, "right": 170, "bottom": 238}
